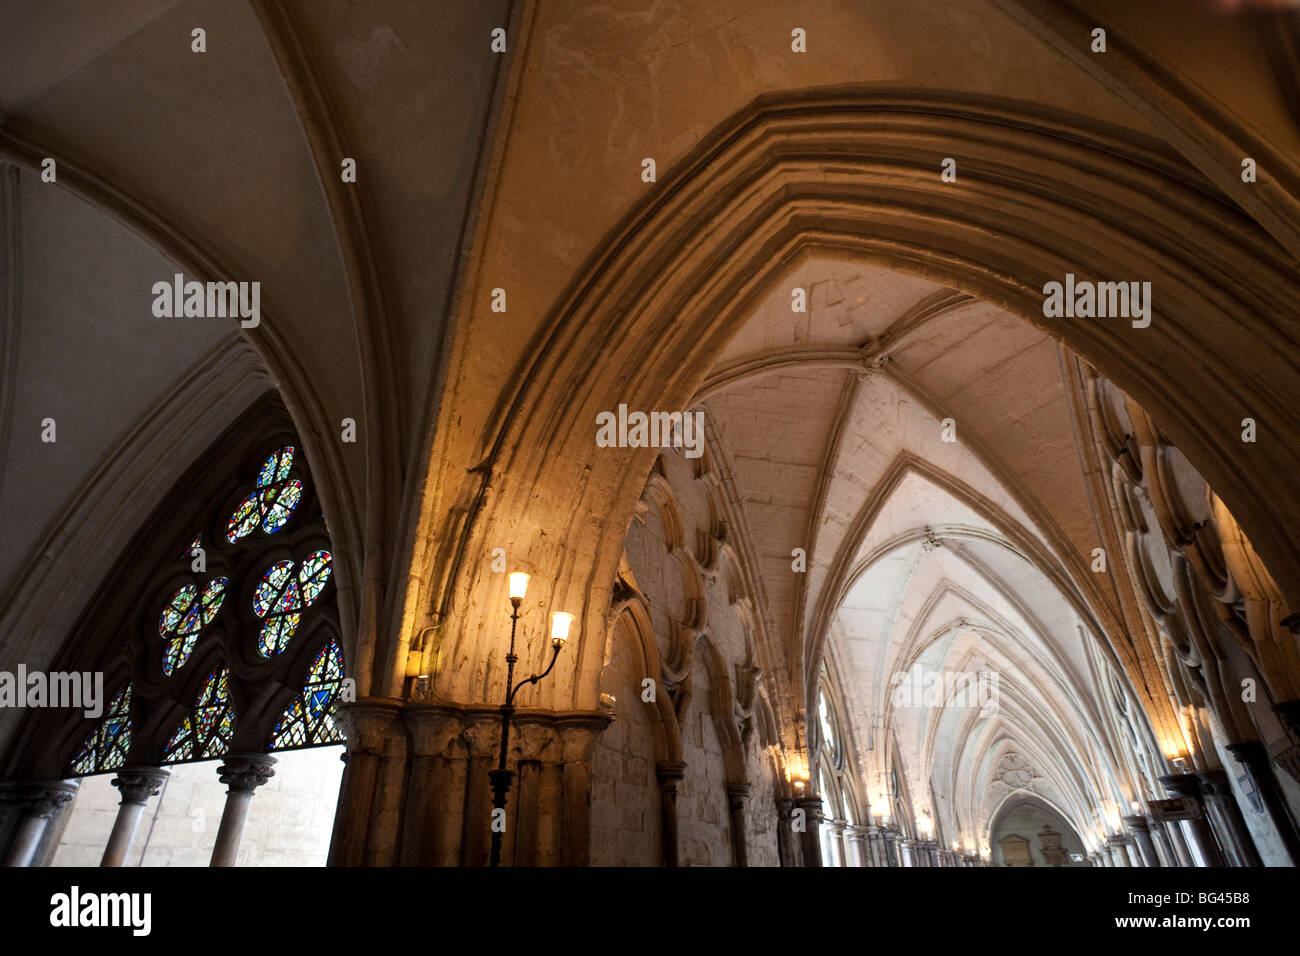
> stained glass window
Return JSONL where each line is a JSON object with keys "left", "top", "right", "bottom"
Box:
{"left": 163, "top": 667, "right": 234, "bottom": 763}
{"left": 68, "top": 686, "right": 133, "bottom": 775}
{"left": 269, "top": 639, "right": 346, "bottom": 750}
{"left": 225, "top": 446, "right": 303, "bottom": 543}
{"left": 252, "top": 550, "right": 332, "bottom": 657}
{"left": 181, "top": 533, "right": 202, "bottom": 560}
{"left": 158, "top": 577, "right": 228, "bottom": 676}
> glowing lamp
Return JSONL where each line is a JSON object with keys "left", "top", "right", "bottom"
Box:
{"left": 550, "top": 611, "right": 575, "bottom": 646}
{"left": 507, "top": 572, "right": 530, "bottom": 604}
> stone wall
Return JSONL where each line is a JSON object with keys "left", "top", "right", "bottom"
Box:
{"left": 592, "top": 447, "right": 781, "bottom": 866}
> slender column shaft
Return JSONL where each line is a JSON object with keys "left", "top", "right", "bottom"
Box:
{"left": 1107, "top": 838, "right": 1132, "bottom": 866}
{"left": 1123, "top": 814, "right": 1160, "bottom": 867}
{"left": 656, "top": 762, "right": 686, "bottom": 867}
{"left": 775, "top": 798, "right": 795, "bottom": 867}
{"left": 102, "top": 770, "right": 168, "bottom": 867}
{"left": 882, "top": 824, "right": 900, "bottom": 866}
{"left": 1159, "top": 773, "right": 1225, "bottom": 867}
{"left": 796, "top": 795, "right": 824, "bottom": 867}
{"left": 726, "top": 783, "right": 751, "bottom": 867}
{"left": 209, "top": 754, "right": 275, "bottom": 867}
{"left": 1198, "top": 770, "right": 1261, "bottom": 867}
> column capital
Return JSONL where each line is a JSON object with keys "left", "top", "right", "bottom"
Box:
{"left": 1225, "top": 739, "right": 1267, "bottom": 768}
{"left": 656, "top": 760, "right": 687, "bottom": 785}
{"left": 0, "top": 780, "right": 79, "bottom": 817}
{"left": 1122, "top": 813, "right": 1150, "bottom": 832}
{"left": 1195, "top": 769, "right": 1230, "bottom": 796}
{"left": 553, "top": 711, "right": 614, "bottom": 762}
{"left": 1158, "top": 771, "right": 1203, "bottom": 800}
{"left": 216, "top": 753, "right": 276, "bottom": 794}
{"left": 334, "top": 698, "right": 403, "bottom": 756}
{"left": 726, "top": 782, "right": 752, "bottom": 807}
{"left": 795, "top": 794, "right": 824, "bottom": 824}
{"left": 111, "top": 769, "right": 169, "bottom": 806}
{"left": 402, "top": 702, "right": 468, "bottom": 757}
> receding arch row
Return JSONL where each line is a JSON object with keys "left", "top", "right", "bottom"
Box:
{"left": 425, "top": 89, "right": 1300, "bottom": 714}
{"left": 801, "top": 452, "right": 1168, "bottom": 742}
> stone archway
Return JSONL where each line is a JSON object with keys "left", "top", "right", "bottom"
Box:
{"left": 419, "top": 90, "right": 1300, "bottom": 721}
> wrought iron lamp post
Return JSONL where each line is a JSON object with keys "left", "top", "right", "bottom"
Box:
{"left": 487, "top": 571, "right": 574, "bottom": 868}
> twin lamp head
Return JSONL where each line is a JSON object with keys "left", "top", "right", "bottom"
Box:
{"left": 507, "top": 571, "right": 574, "bottom": 647}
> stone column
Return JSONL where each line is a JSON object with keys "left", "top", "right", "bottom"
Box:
{"left": 656, "top": 761, "right": 686, "bottom": 867}
{"left": 846, "top": 825, "right": 868, "bottom": 867}
{"left": 863, "top": 824, "right": 884, "bottom": 866}
{"left": 882, "top": 824, "right": 901, "bottom": 866}
{"left": 1, "top": 782, "right": 78, "bottom": 867}
{"left": 1123, "top": 814, "right": 1160, "bottom": 867}
{"left": 400, "top": 704, "right": 465, "bottom": 866}
{"left": 825, "top": 820, "right": 847, "bottom": 866}
{"left": 1159, "top": 773, "right": 1225, "bottom": 867}
{"left": 1106, "top": 836, "right": 1132, "bottom": 866}
{"left": 553, "top": 714, "right": 610, "bottom": 867}
{"left": 328, "top": 699, "right": 402, "bottom": 866}
{"left": 209, "top": 753, "right": 275, "bottom": 867}
{"left": 899, "top": 838, "right": 915, "bottom": 866}
{"left": 923, "top": 839, "right": 941, "bottom": 866}
{"left": 101, "top": 769, "right": 168, "bottom": 867}
{"left": 1148, "top": 817, "right": 1178, "bottom": 866}
{"left": 1198, "top": 769, "right": 1261, "bottom": 867}
{"left": 1225, "top": 741, "right": 1300, "bottom": 865}
{"left": 796, "top": 795, "right": 824, "bottom": 867}
{"left": 1161, "top": 818, "right": 1195, "bottom": 866}
{"left": 726, "top": 783, "right": 751, "bottom": 867}
{"left": 775, "top": 798, "right": 796, "bottom": 867}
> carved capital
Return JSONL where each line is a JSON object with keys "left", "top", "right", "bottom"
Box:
{"left": 554, "top": 711, "right": 614, "bottom": 763}
{"left": 795, "top": 795, "right": 824, "bottom": 824}
{"left": 111, "top": 769, "right": 169, "bottom": 806}
{"left": 334, "top": 698, "right": 403, "bottom": 756}
{"left": 402, "top": 702, "right": 467, "bottom": 757}
{"left": 1, "top": 781, "right": 79, "bottom": 818}
{"left": 1159, "top": 772, "right": 1203, "bottom": 801}
{"left": 656, "top": 760, "right": 687, "bottom": 791}
{"left": 217, "top": 753, "right": 276, "bottom": 794}
{"left": 726, "top": 782, "right": 752, "bottom": 809}
{"left": 1196, "top": 769, "right": 1231, "bottom": 797}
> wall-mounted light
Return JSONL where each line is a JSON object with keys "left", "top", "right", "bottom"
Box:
{"left": 550, "top": 611, "right": 574, "bottom": 646}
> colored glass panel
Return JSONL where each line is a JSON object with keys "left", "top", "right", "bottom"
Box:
{"left": 252, "top": 552, "right": 331, "bottom": 658}
{"left": 160, "top": 578, "right": 227, "bottom": 676}
{"left": 163, "top": 668, "right": 233, "bottom": 764}
{"left": 228, "top": 447, "right": 301, "bottom": 543}
{"left": 269, "top": 640, "right": 345, "bottom": 750}
{"left": 68, "top": 686, "right": 133, "bottom": 775}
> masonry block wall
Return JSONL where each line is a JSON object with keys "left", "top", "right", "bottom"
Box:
{"left": 592, "top": 446, "right": 782, "bottom": 866}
